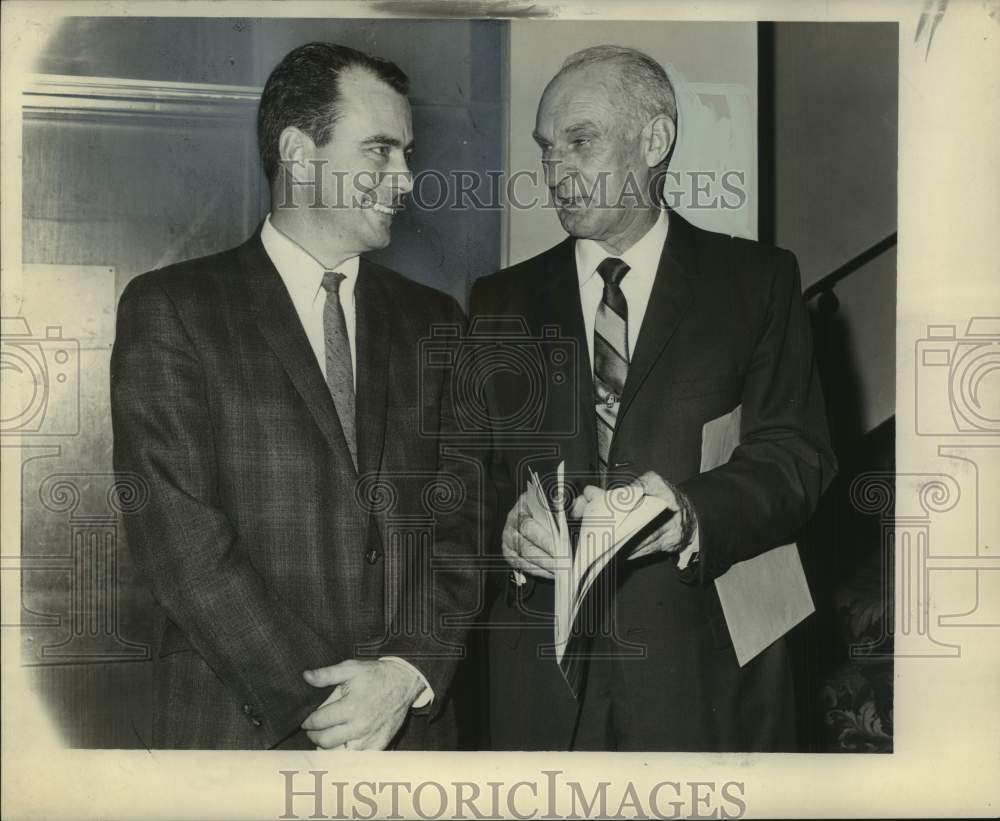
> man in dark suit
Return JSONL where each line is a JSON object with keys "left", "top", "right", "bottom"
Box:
{"left": 474, "top": 45, "right": 836, "bottom": 751}
{"left": 111, "top": 43, "right": 479, "bottom": 750}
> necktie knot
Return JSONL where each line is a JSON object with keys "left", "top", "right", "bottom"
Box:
{"left": 322, "top": 270, "right": 346, "bottom": 295}
{"left": 597, "top": 257, "right": 630, "bottom": 288}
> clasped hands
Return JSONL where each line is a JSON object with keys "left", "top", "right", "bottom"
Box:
{"left": 502, "top": 471, "right": 695, "bottom": 580}
{"left": 300, "top": 658, "right": 424, "bottom": 750}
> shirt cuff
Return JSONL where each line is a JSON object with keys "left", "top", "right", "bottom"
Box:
{"left": 379, "top": 657, "right": 434, "bottom": 709}
{"left": 674, "top": 487, "right": 701, "bottom": 571}
{"left": 676, "top": 520, "right": 700, "bottom": 570}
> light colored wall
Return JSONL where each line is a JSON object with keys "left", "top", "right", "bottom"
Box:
{"left": 505, "top": 21, "right": 758, "bottom": 265}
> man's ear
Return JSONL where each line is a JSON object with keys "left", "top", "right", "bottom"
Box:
{"left": 278, "top": 126, "right": 314, "bottom": 180}
{"left": 643, "top": 115, "right": 676, "bottom": 170}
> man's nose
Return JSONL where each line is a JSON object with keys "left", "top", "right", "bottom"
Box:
{"left": 388, "top": 156, "right": 413, "bottom": 196}
{"left": 543, "top": 153, "right": 573, "bottom": 191}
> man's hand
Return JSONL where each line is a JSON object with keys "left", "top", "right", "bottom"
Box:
{"left": 570, "top": 472, "right": 697, "bottom": 561}
{"left": 501, "top": 490, "right": 557, "bottom": 579}
{"left": 300, "top": 659, "right": 424, "bottom": 750}
{"left": 626, "top": 471, "right": 697, "bottom": 560}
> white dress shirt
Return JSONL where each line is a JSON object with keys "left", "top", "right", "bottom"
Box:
{"left": 260, "top": 214, "right": 433, "bottom": 711}
{"left": 575, "top": 207, "right": 670, "bottom": 371}
{"left": 260, "top": 214, "right": 359, "bottom": 384}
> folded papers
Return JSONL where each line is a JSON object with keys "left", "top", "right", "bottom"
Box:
{"left": 524, "top": 401, "right": 815, "bottom": 697}
{"left": 527, "top": 463, "right": 672, "bottom": 697}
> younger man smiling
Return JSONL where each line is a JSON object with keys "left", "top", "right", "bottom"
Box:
{"left": 112, "top": 43, "right": 479, "bottom": 750}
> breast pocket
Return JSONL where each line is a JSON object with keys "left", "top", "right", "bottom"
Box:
{"left": 661, "top": 375, "right": 743, "bottom": 464}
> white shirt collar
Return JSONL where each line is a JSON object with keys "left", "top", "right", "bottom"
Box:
{"left": 575, "top": 208, "right": 670, "bottom": 288}
{"left": 260, "top": 213, "right": 360, "bottom": 301}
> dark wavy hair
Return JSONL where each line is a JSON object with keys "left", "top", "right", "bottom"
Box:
{"left": 257, "top": 42, "right": 409, "bottom": 184}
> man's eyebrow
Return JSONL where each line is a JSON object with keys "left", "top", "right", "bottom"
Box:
{"left": 360, "top": 134, "right": 415, "bottom": 152}
{"left": 532, "top": 122, "right": 600, "bottom": 145}
{"left": 564, "top": 120, "right": 600, "bottom": 134}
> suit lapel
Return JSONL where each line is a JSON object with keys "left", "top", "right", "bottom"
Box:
{"left": 354, "top": 259, "right": 391, "bottom": 481}
{"left": 241, "top": 234, "right": 359, "bottom": 472}
{"left": 540, "top": 239, "right": 599, "bottom": 482}
{"left": 618, "top": 210, "right": 699, "bottom": 421}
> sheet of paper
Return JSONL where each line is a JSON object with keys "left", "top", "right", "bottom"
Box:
{"left": 701, "top": 403, "right": 816, "bottom": 666}
{"left": 546, "top": 464, "right": 573, "bottom": 659}
{"left": 527, "top": 463, "right": 677, "bottom": 666}
{"left": 700, "top": 403, "right": 743, "bottom": 473}
{"left": 569, "top": 493, "right": 669, "bottom": 626}
{"left": 715, "top": 543, "right": 815, "bottom": 666}
{"left": 525, "top": 470, "right": 552, "bottom": 530}
{"left": 550, "top": 463, "right": 672, "bottom": 664}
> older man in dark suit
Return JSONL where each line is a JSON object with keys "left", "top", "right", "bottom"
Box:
{"left": 111, "top": 43, "right": 479, "bottom": 750}
{"left": 475, "top": 45, "right": 836, "bottom": 751}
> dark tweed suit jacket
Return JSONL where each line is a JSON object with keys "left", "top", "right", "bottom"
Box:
{"left": 111, "top": 229, "right": 480, "bottom": 749}
{"left": 472, "top": 211, "right": 836, "bottom": 751}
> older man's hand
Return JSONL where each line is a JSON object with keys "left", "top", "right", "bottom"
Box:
{"left": 570, "top": 471, "right": 698, "bottom": 561}
{"left": 501, "top": 490, "right": 558, "bottom": 580}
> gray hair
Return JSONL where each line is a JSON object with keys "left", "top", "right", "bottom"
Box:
{"left": 560, "top": 44, "right": 678, "bottom": 138}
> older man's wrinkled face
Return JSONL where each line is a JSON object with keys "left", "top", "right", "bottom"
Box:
{"left": 533, "top": 65, "right": 652, "bottom": 249}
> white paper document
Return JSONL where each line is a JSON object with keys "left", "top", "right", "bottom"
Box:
{"left": 527, "top": 399, "right": 814, "bottom": 677}
{"left": 526, "top": 464, "right": 672, "bottom": 669}
{"left": 715, "top": 542, "right": 815, "bottom": 666}
{"left": 703, "top": 404, "right": 816, "bottom": 666}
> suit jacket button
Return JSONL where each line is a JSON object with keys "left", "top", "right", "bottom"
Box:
{"left": 242, "top": 703, "right": 252, "bottom": 715}
{"left": 365, "top": 549, "right": 379, "bottom": 565}
{"left": 251, "top": 717, "right": 262, "bottom": 728}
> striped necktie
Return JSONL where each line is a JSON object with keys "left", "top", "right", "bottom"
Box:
{"left": 593, "top": 257, "right": 630, "bottom": 485}
{"left": 321, "top": 271, "right": 357, "bottom": 468}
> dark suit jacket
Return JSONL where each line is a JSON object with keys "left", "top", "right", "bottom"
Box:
{"left": 111, "top": 230, "right": 480, "bottom": 749}
{"left": 471, "top": 211, "right": 836, "bottom": 751}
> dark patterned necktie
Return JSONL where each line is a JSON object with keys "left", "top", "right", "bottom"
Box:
{"left": 593, "top": 257, "right": 631, "bottom": 485}
{"left": 321, "top": 271, "right": 357, "bottom": 468}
